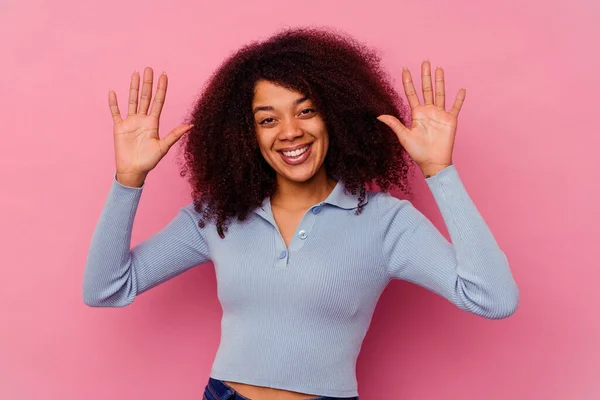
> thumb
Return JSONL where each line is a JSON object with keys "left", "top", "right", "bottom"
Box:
{"left": 161, "top": 124, "right": 194, "bottom": 150}
{"left": 377, "top": 115, "right": 409, "bottom": 146}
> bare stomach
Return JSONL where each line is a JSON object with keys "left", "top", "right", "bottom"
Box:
{"left": 224, "top": 380, "right": 322, "bottom": 400}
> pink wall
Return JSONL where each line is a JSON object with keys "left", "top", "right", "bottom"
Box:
{"left": 1, "top": 0, "right": 598, "bottom": 398}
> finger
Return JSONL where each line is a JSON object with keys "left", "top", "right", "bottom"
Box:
{"left": 108, "top": 90, "right": 122, "bottom": 124}
{"left": 160, "top": 124, "right": 193, "bottom": 151}
{"left": 435, "top": 66, "right": 445, "bottom": 110}
{"left": 128, "top": 71, "right": 140, "bottom": 116}
{"left": 149, "top": 72, "right": 168, "bottom": 120}
{"left": 421, "top": 60, "right": 434, "bottom": 106}
{"left": 138, "top": 67, "right": 154, "bottom": 115}
{"left": 402, "top": 67, "right": 420, "bottom": 110}
{"left": 449, "top": 88, "right": 466, "bottom": 117}
{"left": 377, "top": 115, "right": 409, "bottom": 146}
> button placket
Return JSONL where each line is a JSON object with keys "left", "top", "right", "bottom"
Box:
{"left": 274, "top": 237, "right": 288, "bottom": 269}
{"left": 255, "top": 201, "right": 291, "bottom": 269}
{"left": 288, "top": 210, "right": 318, "bottom": 252}
{"left": 260, "top": 200, "right": 323, "bottom": 268}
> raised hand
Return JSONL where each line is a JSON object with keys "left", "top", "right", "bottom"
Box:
{"left": 377, "top": 60, "right": 466, "bottom": 177}
{"left": 108, "top": 67, "right": 193, "bottom": 186}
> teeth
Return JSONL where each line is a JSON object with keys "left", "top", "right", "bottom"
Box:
{"left": 282, "top": 145, "right": 309, "bottom": 158}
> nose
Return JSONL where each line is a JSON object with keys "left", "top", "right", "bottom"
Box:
{"left": 278, "top": 117, "right": 304, "bottom": 141}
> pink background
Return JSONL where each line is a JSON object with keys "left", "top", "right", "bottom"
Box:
{"left": 1, "top": 0, "right": 598, "bottom": 398}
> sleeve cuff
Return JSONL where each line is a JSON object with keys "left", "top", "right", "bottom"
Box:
{"left": 113, "top": 172, "right": 145, "bottom": 190}
{"left": 424, "top": 164, "right": 457, "bottom": 183}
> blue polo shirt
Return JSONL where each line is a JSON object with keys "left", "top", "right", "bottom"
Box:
{"left": 82, "top": 164, "right": 519, "bottom": 397}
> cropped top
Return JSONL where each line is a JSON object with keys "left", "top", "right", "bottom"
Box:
{"left": 82, "top": 164, "right": 519, "bottom": 397}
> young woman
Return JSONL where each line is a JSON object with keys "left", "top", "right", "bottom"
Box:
{"left": 83, "top": 28, "right": 519, "bottom": 400}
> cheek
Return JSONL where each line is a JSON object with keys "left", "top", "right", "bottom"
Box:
{"left": 313, "top": 119, "right": 328, "bottom": 144}
{"left": 320, "top": 130, "right": 329, "bottom": 152}
{"left": 322, "top": 134, "right": 331, "bottom": 162}
{"left": 255, "top": 132, "right": 277, "bottom": 166}
{"left": 255, "top": 131, "right": 270, "bottom": 152}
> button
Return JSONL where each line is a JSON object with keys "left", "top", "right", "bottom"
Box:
{"left": 278, "top": 250, "right": 287, "bottom": 259}
{"left": 298, "top": 230, "right": 307, "bottom": 240}
{"left": 312, "top": 206, "right": 321, "bottom": 214}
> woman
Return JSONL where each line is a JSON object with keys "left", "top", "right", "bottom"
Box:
{"left": 83, "top": 28, "right": 519, "bottom": 400}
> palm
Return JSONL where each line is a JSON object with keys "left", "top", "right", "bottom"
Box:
{"left": 378, "top": 60, "right": 466, "bottom": 171}
{"left": 114, "top": 114, "right": 165, "bottom": 175}
{"left": 405, "top": 104, "right": 457, "bottom": 167}
{"left": 108, "top": 67, "right": 193, "bottom": 177}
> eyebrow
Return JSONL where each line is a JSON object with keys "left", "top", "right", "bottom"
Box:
{"left": 253, "top": 96, "right": 309, "bottom": 114}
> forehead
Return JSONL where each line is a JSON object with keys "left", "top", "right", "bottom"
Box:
{"left": 252, "top": 80, "right": 308, "bottom": 106}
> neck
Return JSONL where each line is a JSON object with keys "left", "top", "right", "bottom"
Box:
{"left": 271, "top": 167, "right": 337, "bottom": 211}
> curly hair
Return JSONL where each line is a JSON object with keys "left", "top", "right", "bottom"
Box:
{"left": 178, "top": 26, "right": 415, "bottom": 238}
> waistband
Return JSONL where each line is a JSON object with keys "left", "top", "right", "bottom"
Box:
{"left": 204, "top": 377, "right": 359, "bottom": 400}
{"left": 205, "top": 377, "right": 251, "bottom": 399}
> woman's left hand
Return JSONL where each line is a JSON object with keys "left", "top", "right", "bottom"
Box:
{"left": 377, "top": 60, "right": 466, "bottom": 177}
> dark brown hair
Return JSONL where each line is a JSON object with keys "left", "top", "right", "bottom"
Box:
{"left": 178, "top": 27, "right": 415, "bottom": 238}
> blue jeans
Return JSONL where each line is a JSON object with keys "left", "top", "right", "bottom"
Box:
{"left": 202, "top": 377, "right": 360, "bottom": 400}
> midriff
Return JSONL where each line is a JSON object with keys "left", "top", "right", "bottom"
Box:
{"left": 224, "top": 380, "right": 322, "bottom": 400}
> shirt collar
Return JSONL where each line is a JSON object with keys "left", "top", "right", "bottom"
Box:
{"left": 254, "top": 180, "right": 368, "bottom": 220}
{"left": 322, "top": 180, "right": 369, "bottom": 210}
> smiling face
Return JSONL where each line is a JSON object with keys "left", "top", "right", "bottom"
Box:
{"left": 252, "top": 80, "right": 329, "bottom": 185}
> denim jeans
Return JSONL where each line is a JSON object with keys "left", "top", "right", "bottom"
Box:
{"left": 202, "top": 377, "right": 360, "bottom": 400}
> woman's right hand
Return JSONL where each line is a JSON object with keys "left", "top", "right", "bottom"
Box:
{"left": 108, "top": 67, "right": 193, "bottom": 186}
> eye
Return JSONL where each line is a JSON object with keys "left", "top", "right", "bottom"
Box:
{"left": 299, "top": 108, "right": 315, "bottom": 116}
{"left": 259, "top": 117, "right": 276, "bottom": 126}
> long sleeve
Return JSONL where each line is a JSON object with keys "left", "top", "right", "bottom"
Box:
{"left": 82, "top": 173, "right": 212, "bottom": 307}
{"left": 378, "top": 164, "right": 519, "bottom": 319}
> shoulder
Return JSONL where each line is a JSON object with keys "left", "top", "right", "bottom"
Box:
{"left": 370, "top": 190, "right": 413, "bottom": 213}
{"left": 178, "top": 200, "right": 215, "bottom": 229}
{"left": 180, "top": 200, "right": 202, "bottom": 217}
{"left": 368, "top": 190, "right": 425, "bottom": 231}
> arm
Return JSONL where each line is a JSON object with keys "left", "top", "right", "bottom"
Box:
{"left": 378, "top": 164, "right": 519, "bottom": 319}
{"left": 82, "top": 173, "right": 211, "bottom": 307}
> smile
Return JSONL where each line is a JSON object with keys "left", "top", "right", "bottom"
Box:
{"left": 278, "top": 143, "right": 313, "bottom": 165}
{"left": 282, "top": 145, "right": 310, "bottom": 157}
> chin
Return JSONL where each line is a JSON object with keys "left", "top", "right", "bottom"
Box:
{"left": 276, "top": 166, "right": 319, "bottom": 183}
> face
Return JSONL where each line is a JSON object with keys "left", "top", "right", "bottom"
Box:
{"left": 252, "top": 80, "right": 329, "bottom": 184}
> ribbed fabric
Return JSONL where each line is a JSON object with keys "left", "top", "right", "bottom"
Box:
{"left": 83, "top": 164, "right": 519, "bottom": 397}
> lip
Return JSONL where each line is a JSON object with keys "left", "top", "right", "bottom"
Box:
{"left": 278, "top": 143, "right": 313, "bottom": 165}
{"left": 277, "top": 143, "right": 313, "bottom": 152}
